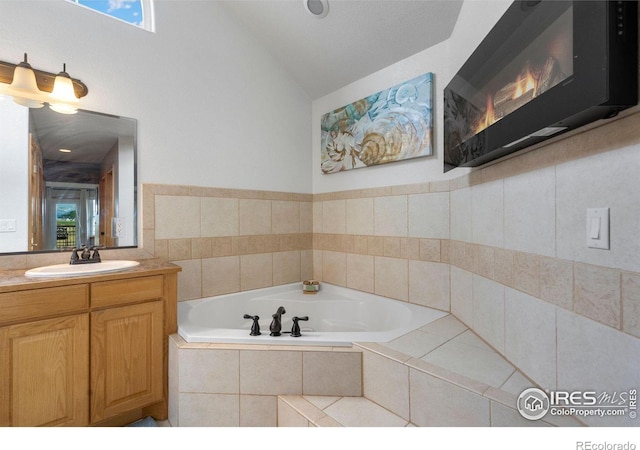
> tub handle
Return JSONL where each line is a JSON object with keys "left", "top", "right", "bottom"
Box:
{"left": 291, "top": 316, "right": 309, "bottom": 337}
{"left": 243, "top": 314, "right": 262, "bottom": 336}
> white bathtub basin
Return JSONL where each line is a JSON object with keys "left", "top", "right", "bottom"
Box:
{"left": 178, "top": 283, "right": 448, "bottom": 346}
{"left": 24, "top": 260, "right": 140, "bottom": 278}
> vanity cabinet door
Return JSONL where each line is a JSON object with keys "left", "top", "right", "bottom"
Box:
{"left": 0, "top": 314, "right": 89, "bottom": 427}
{"left": 90, "top": 300, "right": 163, "bottom": 423}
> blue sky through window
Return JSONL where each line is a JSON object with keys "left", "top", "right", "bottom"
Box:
{"left": 72, "top": 0, "right": 144, "bottom": 28}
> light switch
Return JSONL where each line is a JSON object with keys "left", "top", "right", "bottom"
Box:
{"left": 0, "top": 219, "right": 16, "bottom": 233}
{"left": 586, "top": 208, "right": 609, "bottom": 249}
{"left": 589, "top": 217, "right": 601, "bottom": 239}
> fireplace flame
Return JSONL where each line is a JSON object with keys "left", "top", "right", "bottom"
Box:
{"left": 513, "top": 64, "right": 537, "bottom": 99}
{"left": 475, "top": 60, "right": 544, "bottom": 135}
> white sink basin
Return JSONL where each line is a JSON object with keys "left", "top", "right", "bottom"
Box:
{"left": 24, "top": 260, "right": 140, "bottom": 278}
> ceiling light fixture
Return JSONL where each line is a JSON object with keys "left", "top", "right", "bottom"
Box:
{"left": 0, "top": 53, "right": 88, "bottom": 114}
{"left": 304, "top": 0, "right": 329, "bottom": 18}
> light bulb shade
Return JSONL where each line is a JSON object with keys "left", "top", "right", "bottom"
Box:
{"left": 13, "top": 96, "right": 44, "bottom": 109}
{"left": 49, "top": 102, "right": 78, "bottom": 114}
{"left": 10, "top": 63, "right": 41, "bottom": 95}
{"left": 51, "top": 72, "right": 78, "bottom": 104}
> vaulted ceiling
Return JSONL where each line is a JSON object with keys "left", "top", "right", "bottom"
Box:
{"left": 220, "top": 0, "right": 464, "bottom": 99}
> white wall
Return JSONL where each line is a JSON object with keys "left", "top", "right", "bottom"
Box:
{"left": 0, "top": 0, "right": 311, "bottom": 194}
{"left": 312, "top": 0, "right": 511, "bottom": 194}
{"left": 0, "top": 99, "right": 29, "bottom": 252}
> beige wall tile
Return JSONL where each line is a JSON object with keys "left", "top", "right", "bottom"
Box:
{"left": 622, "top": 272, "right": 640, "bottom": 338}
{"left": 240, "top": 395, "right": 277, "bottom": 427}
{"left": 346, "top": 198, "right": 374, "bottom": 235}
{"left": 362, "top": 349, "right": 410, "bottom": 420}
{"left": 493, "top": 248, "right": 514, "bottom": 287}
{"left": 374, "top": 196, "right": 407, "bottom": 237}
{"left": 191, "top": 237, "right": 212, "bottom": 259}
{"left": 504, "top": 288, "right": 557, "bottom": 390}
{"left": 312, "top": 250, "right": 323, "bottom": 281}
{"left": 556, "top": 145, "right": 640, "bottom": 273}
{"left": 201, "top": 197, "right": 239, "bottom": 237}
{"left": 471, "top": 180, "right": 503, "bottom": 248}
{"left": 409, "top": 369, "right": 490, "bottom": 426}
{"left": 168, "top": 238, "right": 191, "bottom": 260}
{"left": 512, "top": 252, "right": 540, "bottom": 297}
{"left": 409, "top": 261, "right": 450, "bottom": 311}
{"left": 312, "top": 201, "right": 323, "bottom": 233}
{"left": 476, "top": 245, "right": 494, "bottom": 280}
{"left": 450, "top": 267, "right": 473, "bottom": 327}
{"left": 539, "top": 256, "right": 573, "bottom": 310}
{"left": 179, "top": 349, "right": 239, "bottom": 393}
{"left": 303, "top": 352, "right": 362, "bottom": 396}
{"left": 178, "top": 393, "right": 239, "bottom": 427}
{"left": 240, "top": 350, "right": 302, "bottom": 395}
{"left": 277, "top": 398, "right": 310, "bottom": 427}
{"left": 299, "top": 201, "right": 313, "bottom": 233}
{"left": 472, "top": 275, "right": 505, "bottom": 353}
{"left": 322, "top": 250, "right": 346, "bottom": 286}
{"left": 273, "top": 251, "right": 301, "bottom": 285}
{"left": 240, "top": 253, "right": 273, "bottom": 291}
{"left": 504, "top": 166, "right": 556, "bottom": 257}
{"left": 202, "top": 256, "right": 240, "bottom": 296}
{"left": 175, "top": 259, "right": 202, "bottom": 301}
{"left": 301, "top": 249, "right": 313, "bottom": 281}
{"left": 401, "top": 237, "right": 420, "bottom": 260}
{"left": 272, "top": 201, "right": 300, "bottom": 234}
{"left": 450, "top": 187, "right": 472, "bottom": 242}
{"left": 239, "top": 199, "right": 272, "bottom": 235}
{"left": 322, "top": 200, "right": 346, "bottom": 234}
{"left": 574, "top": 263, "right": 621, "bottom": 328}
{"left": 374, "top": 256, "right": 408, "bottom": 301}
{"left": 155, "top": 195, "right": 201, "bottom": 239}
{"left": 557, "top": 309, "right": 640, "bottom": 426}
{"left": 408, "top": 192, "right": 449, "bottom": 239}
{"left": 346, "top": 253, "right": 374, "bottom": 293}
{"left": 491, "top": 402, "right": 549, "bottom": 427}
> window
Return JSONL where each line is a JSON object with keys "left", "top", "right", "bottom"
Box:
{"left": 67, "top": 0, "right": 154, "bottom": 31}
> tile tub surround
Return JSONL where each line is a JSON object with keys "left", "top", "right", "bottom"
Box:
{"left": 137, "top": 110, "right": 640, "bottom": 426}
{"left": 310, "top": 111, "right": 640, "bottom": 426}
{"left": 275, "top": 315, "right": 582, "bottom": 427}
{"left": 142, "top": 184, "right": 313, "bottom": 301}
{"left": 168, "top": 334, "right": 363, "bottom": 427}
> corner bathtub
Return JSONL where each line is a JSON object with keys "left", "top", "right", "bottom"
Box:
{"left": 178, "top": 283, "right": 448, "bottom": 346}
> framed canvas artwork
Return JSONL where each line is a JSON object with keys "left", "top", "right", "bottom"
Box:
{"left": 321, "top": 72, "right": 433, "bottom": 174}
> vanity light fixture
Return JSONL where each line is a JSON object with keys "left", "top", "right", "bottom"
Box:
{"left": 0, "top": 53, "right": 88, "bottom": 114}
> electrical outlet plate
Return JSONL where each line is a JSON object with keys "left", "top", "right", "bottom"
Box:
{"left": 112, "top": 217, "right": 125, "bottom": 238}
{"left": 586, "top": 208, "right": 609, "bottom": 250}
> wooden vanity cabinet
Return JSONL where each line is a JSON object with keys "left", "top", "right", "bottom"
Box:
{"left": 0, "top": 262, "right": 179, "bottom": 427}
{"left": 90, "top": 276, "right": 164, "bottom": 423}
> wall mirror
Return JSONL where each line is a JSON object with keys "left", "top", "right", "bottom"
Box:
{"left": 0, "top": 98, "right": 137, "bottom": 254}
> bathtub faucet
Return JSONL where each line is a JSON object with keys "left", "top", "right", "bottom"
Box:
{"left": 269, "top": 306, "right": 286, "bottom": 336}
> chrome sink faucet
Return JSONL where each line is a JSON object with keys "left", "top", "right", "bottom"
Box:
{"left": 269, "top": 306, "right": 286, "bottom": 336}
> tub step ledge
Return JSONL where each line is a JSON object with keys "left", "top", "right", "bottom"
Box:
{"left": 277, "top": 395, "right": 408, "bottom": 427}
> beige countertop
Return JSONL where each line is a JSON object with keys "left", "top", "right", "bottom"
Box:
{"left": 0, "top": 258, "right": 181, "bottom": 293}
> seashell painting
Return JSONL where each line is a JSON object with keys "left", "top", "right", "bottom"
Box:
{"left": 321, "top": 72, "right": 433, "bottom": 174}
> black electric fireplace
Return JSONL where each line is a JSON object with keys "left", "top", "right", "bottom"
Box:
{"left": 444, "top": 0, "right": 638, "bottom": 172}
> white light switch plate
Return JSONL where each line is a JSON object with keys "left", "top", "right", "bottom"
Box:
{"left": 586, "top": 208, "right": 609, "bottom": 250}
{"left": 0, "top": 219, "right": 16, "bottom": 233}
